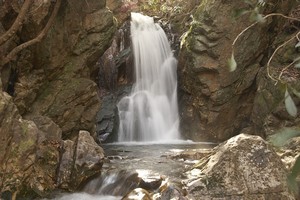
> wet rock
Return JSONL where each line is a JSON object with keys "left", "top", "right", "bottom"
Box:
{"left": 165, "top": 149, "right": 213, "bottom": 161}
{"left": 97, "top": 20, "right": 132, "bottom": 91}
{"left": 96, "top": 86, "right": 131, "bottom": 143}
{"left": 139, "top": 178, "right": 162, "bottom": 192}
{"left": 159, "top": 186, "right": 188, "bottom": 200}
{"left": 184, "top": 134, "right": 295, "bottom": 199}
{"left": 58, "top": 130, "right": 104, "bottom": 191}
{"left": 73, "top": 130, "right": 104, "bottom": 185}
{"left": 84, "top": 170, "right": 141, "bottom": 196}
{"left": 122, "top": 188, "right": 152, "bottom": 200}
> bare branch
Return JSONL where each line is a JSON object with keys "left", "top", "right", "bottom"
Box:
{"left": 1, "top": 0, "right": 61, "bottom": 66}
{"left": 232, "top": 13, "right": 300, "bottom": 47}
{"left": 232, "top": 13, "right": 300, "bottom": 83}
{"left": 267, "top": 31, "right": 300, "bottom": 68}
{"left": 0, "top": 0, "right": 34, "bottom": 46}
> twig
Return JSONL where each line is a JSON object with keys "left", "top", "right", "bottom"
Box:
{"left": 277, "top": 59, "right": 298, "bottom": 83}
{"left": 232, "top": 13, "right": 300, "bottom": 47}
{"left": 267, "top": 31, "right": 300, "bottom": 67}
{"left": 232, "top": 12, "right": 300, "bottom": 83}
{"left": 270, "top": 31, "right": 300, "bottom": 84}
{"left": 0, "top": 0, "right": 34, "bottom": 46}
{"left": 1, "top": 0, "right": 61, "bottom": 66}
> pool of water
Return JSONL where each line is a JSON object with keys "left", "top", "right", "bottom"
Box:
{"left": 103, "top": 141, "right": 214, "bottom": 182}
{"left": 50, "top": 141, "right": 216, "bottom": 199}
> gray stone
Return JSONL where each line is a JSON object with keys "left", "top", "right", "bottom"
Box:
{"left": 184, "top": 134, "right": 295, "bottom": 199}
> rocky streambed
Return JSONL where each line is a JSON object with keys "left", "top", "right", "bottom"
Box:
{"left": 50, "top": 134, "right": 298, "bottom": 200}
{"left": 50, "top": 141, "right": 214, "bottom": 199}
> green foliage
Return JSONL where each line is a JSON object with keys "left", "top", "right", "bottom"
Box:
{"left": 294, "top": 56, "right": 300, "bottom": 68}
{"left": 140, "top": 0, "right": 185, "bottom": 19}
{"left": 269, "top": 127, "right": 300, "bottom": 195}
{"left": 288, "top": 157, "right": 300, "bottom": 195}
{"left": 291, "top": 88, "right": 300, "bottom": 98}
{"left": 232, "top": 0, "right": 266, "bottom": 22}
{"left": 269, "top": 127, "right": 300, "bottom": 147}
{"left": 285, "top": 88, "right": 298, "bottom": 117}
{"left": 295, "top": 41, "right": 300, "bottom": 48}
{"left": 228, "top": 53, "right": 237, "bottom": 72}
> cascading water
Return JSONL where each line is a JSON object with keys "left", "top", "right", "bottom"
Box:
{"left": 117, "top": 12, "right": 180, "bottom": 142}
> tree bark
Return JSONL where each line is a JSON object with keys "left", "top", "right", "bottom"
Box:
{"left": 1, "top": 0, "right": 62, "bottom": 67}
{"left": 0, "top": 0, "right": 33, "bottom": 46}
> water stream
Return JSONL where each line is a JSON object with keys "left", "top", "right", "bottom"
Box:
{"left": 52, "top": 142, "right": 214, "bottom": 200}
{"left": 117, "top": 12, "right": 180, "bottom": 142}
{"left": 49, "top": 13, "right": 200, "bottom": 200}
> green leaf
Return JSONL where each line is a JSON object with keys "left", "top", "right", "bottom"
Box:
{"left": 249, "top": 7, "right": 266, "bottom": 23}
{"left": 254, "top": 13, "right": 266, "bottom": 23}
{"left": 257, "top": 0, "right": 266, "bottom": 7}
{"left": 295, "top": 62, "right": 300, "bottom": 68}
{"left": 288, "top": 156, "right": 300, "bottom": 195}
{"left": 287, "top": 173, "right": 299, "bottom": 196}
{"left": 243, "top": 0, "right": 254, "bottom": 7}
{"left": 268, "top": 127, "right": 300, "bottom": 147}
{"left": 233, "top": 8, "right": 249, "bottom": 18}
{"left": 285, "top": 88, "right": 297, "bottom": 117}
{"left": 228, "top": 53, "right": 237, "bottom": 72}
{"left": 291, "top": 88, "right": 300, "bottom": 98}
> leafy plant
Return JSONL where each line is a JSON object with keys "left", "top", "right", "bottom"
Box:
{"left": 269, "top": 127, "right": 300, "bottom": 195}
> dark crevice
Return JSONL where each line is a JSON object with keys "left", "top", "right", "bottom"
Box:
{"left": 6, "top": 66, "right": 18, "bottom": 96}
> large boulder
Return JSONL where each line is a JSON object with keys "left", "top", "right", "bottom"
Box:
{"left": 184, "top": 134, "right": 295, "bottom": 199}
{"left": 57, "top": 130, "right": 104, "bottom": 190}
{"left": 178, "top": 0, "right": 293, "bottom": 141}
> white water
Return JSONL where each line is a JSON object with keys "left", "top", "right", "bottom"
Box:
{"left": 52, "top": 193, "right": 119, "bottom": 200}
{"left": 117, "top": 13, "right": 180, "bottom": 142}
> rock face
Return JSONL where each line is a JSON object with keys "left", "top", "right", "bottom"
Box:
{"left": 0, "top": 91, "right": 104, "bottom": 197}
{"left": 184, "top": 134, "right": 295, "bottom": 199}
{"left": 28, "top": 78, "right": 100, "bottom": 139}
{"left": 0, "top": 0, "right": 117, "bottom": 138}
{"left": 178, "top": 0, "right": 293, "bottom": 141}
{"left": 95, "top": 20, "right": 133, "bottom": 143}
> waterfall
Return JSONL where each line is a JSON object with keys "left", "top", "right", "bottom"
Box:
{"left": 117, "top": 12, "right": 180, "bottom": 142}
